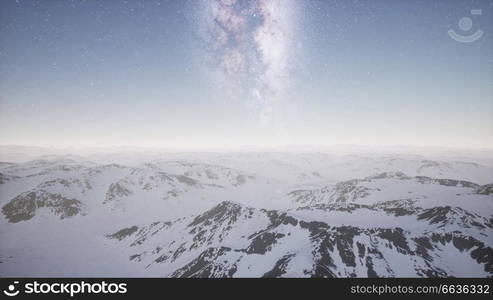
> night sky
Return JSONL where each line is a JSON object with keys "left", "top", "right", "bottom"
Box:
{"left": 1, "top": 0, "right": 492, "bottom": 148}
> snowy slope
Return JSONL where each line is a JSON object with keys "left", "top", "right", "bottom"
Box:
{"left": 106, "top": 200, "right": 492, "bottom": 277}
{"left": 0, "top": 150, "right": 492, "bottom": 277}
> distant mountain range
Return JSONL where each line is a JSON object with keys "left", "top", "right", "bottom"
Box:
{"left": 0, "top": 151, "right": 492, "bottom": 277}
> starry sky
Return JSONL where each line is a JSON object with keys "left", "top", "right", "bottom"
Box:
{"left": 0, "top": 0, "right": 492, "bottom": 149}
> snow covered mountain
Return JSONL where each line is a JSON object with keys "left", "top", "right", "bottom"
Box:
{"left": 0, "top": 150, "right": 492, "bottom": 277}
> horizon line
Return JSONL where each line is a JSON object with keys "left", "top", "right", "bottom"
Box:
{"left": 1, "top": 144, "right": 493, "bottom": 152}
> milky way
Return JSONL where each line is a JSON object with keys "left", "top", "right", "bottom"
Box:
{"left": 2, "top": 0, "right": 492, "bottom": 148}
{"left": 192, "top": 0, "right": 299, "bottom": 121}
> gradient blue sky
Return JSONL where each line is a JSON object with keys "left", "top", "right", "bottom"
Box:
{"left": 1, "top": 0, "right": 492, "bottom": 148}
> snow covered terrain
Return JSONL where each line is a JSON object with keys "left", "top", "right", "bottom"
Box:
{"left": 0, "top": 147, "right": 492, "bottom": 277}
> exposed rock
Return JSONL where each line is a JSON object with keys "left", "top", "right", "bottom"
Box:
{"left": 2, "top": 190, "right": 83, "bottom": 223}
